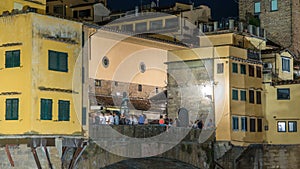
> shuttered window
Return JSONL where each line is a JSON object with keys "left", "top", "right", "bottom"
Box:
{"left": 48, "top": 50, "right": 68, "bottom": 72}
{"left": 6, "top": 98, "right": 19, "bottom": 120}
{"left": 58, "top": 100, "right": 70, "bottom": 121}
{"left": 40, "top": 99, "right": 53, "bottom": 120}
{"left": 5, "top": 50, "right": 20, "bottom": 68}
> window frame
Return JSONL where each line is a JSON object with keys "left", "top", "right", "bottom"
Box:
{"left": 277, "top": 121, "right": 286, "bottom": 132}
{"left": 5, "top": 50, "right": 20, "bottom": 68}
{"left": 249, "top": 65, "right": 255, "bottom": 77}
{"left": 48, "top": 50, "right": 68, "bottom": 72}
{"left": 232, "top": 63, "right": 238, "bottom": 73}
{"left": 5, "top": 98, "right": 19, "bottom": 120}
{"left": 58, "top": 100, "right": 70, "bottom": 121}
{"left": 288, "top": 121, "right": 297, "bottom": 132}
{"left": 256, "top": 91, "right": 262, "bottom": 104}
{"left": 241, "top": 117, "right": 248, "bottom": 132}
{"left": 240, "top": 64, "right": 246, "bottom": 75}
{"left": 232, "top": 89, "right": 239, "bottom": 101}
{"left": 240, "top": 90, "right": 247, "bottom": 101}
{"left": 254, "top": 1, "right": 261, "bottom": 14}
{"left": 138, "top": 84, "right": 143, "bottom": 92}
{"left": 277, "top": 88, "right": 290, "bottom": 100}
{"left": 282, "top": 57, "right": 290, "bottom": 72}
{"left": 257, "top": 118, "right": 262, "bottom": 132}
{"left": 217, "top": 63, "right": 224, "bottom": 74}
{"left": 232, "top": 116, "right": 239, "bottom": 131}
{"left": 249, "top": 90, "right": 255, "bottom": 104}
{"left": 40, "top": 99, "right": 53, "bottom": 120}
{"left": 256, "top": 66, "right": 262, "bottom": 78}
{"left": 250, "top": 118, "right": 256, "bottom": 132}
{"left": 270, "top": 0, "right": 278, "bottom": 11}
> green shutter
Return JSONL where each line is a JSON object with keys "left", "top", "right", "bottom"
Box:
{"left": 13, "top": 50, "right": 20, "bottom": 67}
{"left": 59, "top": 100, "right": 70, "bottom": 121}
{"left": 6, "top": 99, "right": 18, "bottom": 120}
{"left": 5, "top": 51, "right": 12, "bottom": 68}
{"left": 49, "top": 50, "right": 58, "bottom": 70}
{"left": 58, "top": 53, "right": 68, "bottom": 72}
{"left": 41, "top": 99, "right": 52, "bottom": 120}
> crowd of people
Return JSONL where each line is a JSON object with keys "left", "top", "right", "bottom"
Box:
{"left": 90, "top": 110, "right": 214, "bottom": 130}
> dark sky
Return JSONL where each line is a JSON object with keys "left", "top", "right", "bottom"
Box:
{"left": 107, "top": 0, "right": 238, "bottom": 21}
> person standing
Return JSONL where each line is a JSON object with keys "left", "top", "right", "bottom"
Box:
{"left": 114, "top": 112, "right": 119, "bottom": 125}
{"left": 138, "top": 114, "right": 145, "bottom": 125}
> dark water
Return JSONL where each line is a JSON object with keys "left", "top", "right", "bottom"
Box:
{"left": 101, "top": 157, "right": 199, "bottom": 169}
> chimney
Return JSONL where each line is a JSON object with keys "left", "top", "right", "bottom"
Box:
{"left": 229, "top": 19, "right": 234, "bottom": 30}
{"left": 135, "top": 6, "right": 139, "bottom": 16}
{"left": 199, "top": 23, "right": 204, "bottom": 33}
{"left": 214, "top": 21, "right": 218, "bottom": 32}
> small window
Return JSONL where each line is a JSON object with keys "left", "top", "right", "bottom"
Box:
{"left": 277, "top": 88, "right": 290, "bottom": 100}
{"left": 232, "top": 89, "right": 239, "bottom": 100}
{"left": 155, "top": 87, "right": 159, "bottom": 94}
{"left": 114, "top": 81, "right": 118, "bottom": 86}
{"left": 288, "top": 121, "right": 297, "bottom": 132}
{"left": 241, "top": 117, "right": 247, "bottom": 131}
{"left": 140, "top": 62, "right": 146, "bottom": 73}
{"left": 249, "top": 90, "right": 255, "bottom": 103}
{"left": 79, "top": 9, "right": 91, "bottom": 18}
{"left": 257, "top": 118, "right": 262, "bottom": 132}
{"left": 250, "top": 118, "right": 256, "bottom": 132}
{"left": 270, "top": 0, "right": 278, "bottom": 11}
{"left": 240, "top": 64, "right": 246, "bottom": 74}
{"left": 217, "top": 63, "right": 224, "bottom": 74}
{"left": 40, "top": 99, "right": 53, "bottom": 120}
{"left": 256, "top": 91, "right": 261, "bottom": 104}
{"left": 102, "top": 56, "right": 109, "bottom": 68}
{"left": 249, "top": 65, "right": 255, "bottom": 77}
{"left": 95, "top": 80, "right": 101, "bottom": 87}
{"left": 5, "top": 50, "right": 20, "bottom": 68}
{"left": 58, "top": 100, "right": 70, "bottom": 121}
{"left": 138, "top": 84, "right": 142, "bottom": 92}
{"left": 254, "top": 2, "right": 261, "bottom": 13}
{"left": 256, "top": 66, "right": 261, "bottom": 78}
{"left": 278, "top": 121, "right": 286, "bottom": 132}
{"left": 150, "top": 20, "right": 163, "bottom": 30}
{"left": 135, "top": 22, "right": 147, "bottom": 32}
{"left": 53, "top": 5, "right": 64, "bottom": 15}
{"left": 282, "top": 57, "right": 290, "bottom": 72}
{"left": 232, "top": 116, "right": 239, "bottom": 131}
{"left": 232, "top": 63, "right": 238, "bottom": 73}
{"left": 240, "top": 90, "right": 247, "bottom": 101}
{"left": 48, "top": 50, "right": 68, "bottom": 72}
{"left": 6, "top": 98, "right": 19, "bottom": 120}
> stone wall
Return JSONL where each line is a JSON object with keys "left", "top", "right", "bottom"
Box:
{"left": 79, "top": 125, "right": 215, "bottom": 168}
{"left": 0, "top": 145, "right": 61, "bottom": 169}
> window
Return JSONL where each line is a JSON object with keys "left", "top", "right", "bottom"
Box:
{"left": 256, "top": 91, "right": 261, "bottom": 104}
{"left": 79, "top": 9, "right": 91, "bottom": 18}
{"left": 6, "top": 98, "right": 19, "bottom": 120}
{"left": 249, "top": 65, "right": 255, "bottom": 77}
{"left": 48, "top": 50, "right": 68, "bottom": 72}
{"left": 138, "top": 84, "right": 142, "bottom": 92}
{"left": 240, "top": 90, "right": 247, "bottom": 101}
{"left": 73, "top": 10, "right": 78, "bottom": 18}
{"left": 150, "top": 20, "right": 163, "bottom": 30}
{"left": 232, "top": 89, "right": 239, "bottom": 100}
{"left": 135, "top": 22, "right": 147, "bottom": 32}
{"left": 140, "top": 62, "right": 146, "bottom": 73}
{"left": 53, "top": 5, "right": 64, "bottom": 15}
{"left": 95, "top": 79, "right": 101, "bottom": 87}
{"left": 121, "top": 24, "right": 133, "bottom": 31}
{"left": 249, "top": 90, "right": 255, "bottom": 103}
{"left": 241, "top": 117, "right": 247, "bottom": 131}
{"left": 58, "top": 100, "right": 70, "bottom": 121}
{"left": 114, "top": 81, "right": 118, "bottom": 86}
{"left": 250, "top": 118, "right": 256, "bottom": 132}
{"left": 165, "top": 18, "right": 179, "bottom": 28}
{"left": 278, "top": 121, "right": 286, "bottom": 132}
{"left": 217, "top": 63, "right": 224, "bottom": 74}
{"left": 232, "top": 116, "right": 239, "bottom": 131}
{"left": 282, "top": 57, "right": 290, "bottom": 72}
{"left": 40, "top": 99, "right": 53, "bottom": 120}
{"left": 256, "top": 66, "right": 261, "bottom": 78}
{"left": 288, "top": 121, "right": 297, "bottom": 132}
{"left": 277, "top": 88, "right": 290, "bottom": 100}
{"left": 5, "top": 50, "right": 20, "bottom": 68}
{"left": 271, "top": 0, "right": 278, "bottom": 11}
{"left": 240, "top": 64, "right": 246, "bottom": 74}
{"left": 102, "top": 56, "right": 109, "bottom": 68}
{"left": 232, "top": 63, "right": 238, "bottom": 73}
{"left": 254, "top": 2, "right": 261, "bottom": 13}
{"left": 257, "top": 119, "right": 262, "bottom": 132}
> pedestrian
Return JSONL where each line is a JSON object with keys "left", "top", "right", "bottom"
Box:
{"left": 109, "top": 112, "right": 114, "bottom": 125}
{"left": 113, "top": 112, "right": 119, "bottom": 125}
{"left": 159, "top": 115, "right": 165, "bottom": 126}
{"left": 99, "top": 112, "right": 106, "bottom": 125}
{"left": 197, "top": 120, "right": 203, "bottom": 129}
{"left": 138, "top": 114, "right": 145, "bottom": 125}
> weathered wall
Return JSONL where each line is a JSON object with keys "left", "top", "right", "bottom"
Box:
{"left": 0, "top": 145, "right": 61, "bottom": 169}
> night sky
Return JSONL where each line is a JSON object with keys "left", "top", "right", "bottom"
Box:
{"left": 107, "top": 0, "right": 239, "bottom": 21}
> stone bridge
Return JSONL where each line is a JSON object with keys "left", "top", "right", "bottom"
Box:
{"left": 76, "top": 125, "right": 215, "bottom": 169}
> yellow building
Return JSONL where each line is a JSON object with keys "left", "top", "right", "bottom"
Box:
{"left": 0, "top": 12, "right": 83, "bottom": 136}
{"left": 168, "top": 31, "right": 266, "bottom": 146}
{"left": 0, "top": 0, "right": 46, "bottom": 14}
{"left": 261, "top": 49, "right": 300, "bottom": 144}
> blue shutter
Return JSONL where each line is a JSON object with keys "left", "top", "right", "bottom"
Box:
{"left": 59, "top": 100, "right": 70, "bottom": 121}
